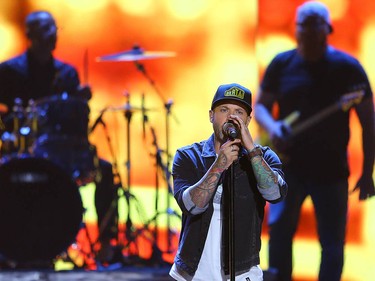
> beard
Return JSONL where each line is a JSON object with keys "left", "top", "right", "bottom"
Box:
{"left": 213, "top": 123, "right": 227, "bottom": 143}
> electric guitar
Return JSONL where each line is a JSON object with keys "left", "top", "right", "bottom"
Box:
{"left": 258, "top": 89, "right": 365, "bottom": 154}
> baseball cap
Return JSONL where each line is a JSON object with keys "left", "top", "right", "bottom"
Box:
{"left": 211, "top": 83, "right": 252, "bottom": 114}
{"left": 296, "top": 1, "right": 333, "bottom": 32}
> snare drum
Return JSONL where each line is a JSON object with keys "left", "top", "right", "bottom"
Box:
{"left": 31, "top": 94, "right": 98, "bottom": 185}
{"left": 0, "top": 155, "right": 83, "bottom": 263}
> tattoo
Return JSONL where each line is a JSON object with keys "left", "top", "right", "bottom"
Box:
{"left": 190, "top": 164, "right": 223, "bottom": 208}
{"left": 216, "top": 154, "right": 227, "bottom": 170}
{"left": 250, "top": 156, "right": 278, "bottom": 188}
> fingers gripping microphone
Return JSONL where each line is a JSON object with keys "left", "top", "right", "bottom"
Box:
{"left": 223, "top": 122, "right": 238, "bottom": 140}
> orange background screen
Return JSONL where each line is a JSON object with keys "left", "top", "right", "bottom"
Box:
{"left": 0, "top": 1, "right": 374, "bottom": 280}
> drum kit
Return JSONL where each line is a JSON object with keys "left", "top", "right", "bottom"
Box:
{"left": 0, "top": 45, "right": 178, "bottom": 268}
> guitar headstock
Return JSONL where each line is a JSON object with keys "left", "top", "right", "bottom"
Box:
{"left": 339, "top": 86, "right": 366, "bottom": 112}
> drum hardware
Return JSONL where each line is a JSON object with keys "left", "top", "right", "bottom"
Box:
{"left": 0, "top": 132, "right": 17, "bottom": 156}
{"left": 145, "top": 125, "right": 181, "bottom": 264}
{"left": 114, "top": 97, "right": 181, "bottom": 265}
{"left": 89, "top": 107, "right": 107, "bottom": 134}
{"left": 31, "top": 94, "right": 98, "bottom": 187}
{"left": 11, "top": 98, "right": 24, "bottom": 150}
{"left": 111, "top": 58, "right": 180, "bottom": 262}
{"left": 90, "top": 92, "right": 166, "bottom": 264}
{"left": 18, "top": 127, "right": 31, "bottom": 154}
{"left": 12, "top": 98, "right": 23, "bottom": 129}
{"left": 112, "top": 93, "right": 161, "bottom": 264}
{"left": 89, "top": 100, "right": 157, "bottom": 136}
{"left": 64, "top": 205, "right": 99, "bottom": 270}
{"left": 0, "top": 98, "right": 36, "bottom": 157}
{"left": 105, "top": 92, "right": 179, "bottom": 266}
{"left": 88, "top": 96, "right": 143, "bottom": 262}
{"left": 18, "top": 99, "right": 38, "bottom": 154}
{"left": 86, "top": 104, "right": 123, "bottom": 258}
{"left": 94, "top": 44, "right": 180, "bottom": 265}
{"left": 96, "top": 45, "right": 175, "bottom": 62}
{"left": 124, "top": 49, "right": 181, "bottom": 261}
{"left": 0, "top": 156, "right": 83, "bottom": 268}
{"left": 26, "top": 99, "right": 38, "bottom": 134}
{"left": 107, "top": 104, "right": 158, "bottom": 113}
{"left": 119, "top": 91, "right": 139, "bottom": 258}
{"left": 133, "top": 58, "right": 180, "bottom": 257}
{"left": 0, "top": 96, "right": 106, "bottom": 269}
{"left": 0, "top": 94, "right": 99, "bottom": 268}
{"left": 141, "top": 93, "right": 147, "bottom": 139}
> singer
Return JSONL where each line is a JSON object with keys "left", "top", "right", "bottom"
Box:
{"left": 169, "top": 83, "right": 288, "bottom": 280}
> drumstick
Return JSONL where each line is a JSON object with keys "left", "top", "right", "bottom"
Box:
{"left": 83, "top": 48, "right": 89, "bottom": 85}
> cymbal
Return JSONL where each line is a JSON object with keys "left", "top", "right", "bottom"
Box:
{"left": 107, "top": 104, "right": 158, "bottom": 112}
{"left": 96, "top": 45, "right": 175, "bottom": 62}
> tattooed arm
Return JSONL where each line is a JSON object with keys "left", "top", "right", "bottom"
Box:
{"left": 186, "top": 154, "right": 226, "bottom": 209}
{"left": 248, "top": 145, "right": 287, "bottom": 202}
{"left": 171, "top": 137, "right": 241, "bottom": 215}
{"left": 184, "top": 139, "right": 241, "bottom": 213}
{"left": 226, "top": 114, "right": 287, "bottom": 202}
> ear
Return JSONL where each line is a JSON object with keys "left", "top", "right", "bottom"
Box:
{"left": 25, "top": 28, "right": 31, "bottom": 39}
{"left": 209, "top": 109, "right": 214, "bottom": 123}
{"left": 325, "top": 23, "right": 333, "bottom": 35}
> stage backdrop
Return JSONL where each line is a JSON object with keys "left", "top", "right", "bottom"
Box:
{"left": 0, "top": 0, "right": 374, "bottom": 280}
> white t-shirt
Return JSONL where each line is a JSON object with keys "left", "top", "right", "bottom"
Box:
{"left": 169, "top": 184, "right": 263, "bottom": 281}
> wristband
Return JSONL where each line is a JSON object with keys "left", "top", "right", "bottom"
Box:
{"left": 247, "top": 145, "right": 263, "bottom": 159}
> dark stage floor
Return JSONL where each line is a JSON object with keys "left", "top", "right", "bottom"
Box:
{"left": 0, "top": 265, "right": 174, "bottom": 281}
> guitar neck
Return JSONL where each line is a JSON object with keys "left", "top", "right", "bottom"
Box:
{"left": 286, "top": 89, "right": 365, "bottom": 138}
{"left": 290, "top": 102, "right": 341, "bottom": 138}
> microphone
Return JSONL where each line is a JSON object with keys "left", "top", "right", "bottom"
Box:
{"left": 223, "top": 122, "right": 238, "bottom": 140}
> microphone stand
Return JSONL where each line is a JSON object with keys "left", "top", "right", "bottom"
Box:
{"left": 229, "top": 164, "right": 235, "bottom": 281}
{"left": 226, "top": 130, "right": 237, "bottom": 281}
{"left": 89, "top": 108, "right": 107, "bottom": 134}
{"left": 89, "top": 108, "right": 121, "bottom": 248}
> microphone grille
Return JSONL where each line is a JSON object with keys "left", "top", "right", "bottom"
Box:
{"left": 223, "top": 122, "right": 238, "bottom": 139}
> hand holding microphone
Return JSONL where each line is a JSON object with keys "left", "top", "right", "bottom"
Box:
{"left": 223, "top": 115, "right": 256, "bottom": 152}
{"left": 217, "top": 121, "right": 241, "bottom": 169}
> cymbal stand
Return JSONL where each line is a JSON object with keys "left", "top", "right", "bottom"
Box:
{"left": 147, "top": 126, "right": 169, "bottom": 264}
{"left": 96, "top": 94, "right": 166, "bottom": 265}
{"left": 89, "top": 108, "right": 121, "bottom": 248}
{"left": 122, "top": 92, "right": 141, "bottom": 257}
{"left": 164, "top": 99, "right": 174, "bottom": 252}
{"left": 141, "top": 95, "right": 163, "bottom": 263}
{"left": 89, "top": 96, "right": 140, "bottom": 261}
{"left": 134, "top": 60, "right": 179, "bottom": 254}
